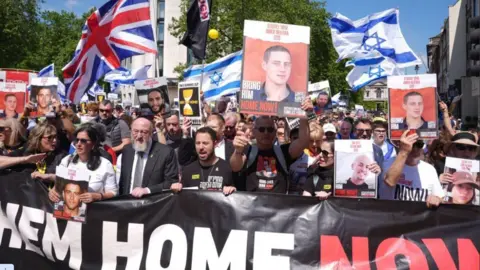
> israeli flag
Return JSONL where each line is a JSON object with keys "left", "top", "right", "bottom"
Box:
{"left": 183, "top": 51, "right": 242, "bottom": 101}
{"left": 38, "top": 63, "right": 55, "bottom": 77}
{"left": 346, "top": 56, "right": 401, "bottom": 91}
{"left": 104, "top": 65, "right": 150, "bottom": 85}
{"left": 88, "top": 82, "right": 102, "bottom": 97}
{"left": 330, "top": 9, "right": 421, "bottom": 68}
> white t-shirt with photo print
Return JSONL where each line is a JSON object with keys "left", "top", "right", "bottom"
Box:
{"left": 379, "top": 159, "right": 444, "bottom": 202}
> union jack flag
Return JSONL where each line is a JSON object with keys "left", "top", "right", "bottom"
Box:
{"left": 62, "top": 0, "right": 157, "bottom": 103}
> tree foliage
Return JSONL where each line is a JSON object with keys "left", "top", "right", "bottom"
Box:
{"left": 0, "top": 0, "right": 92, "bottom": 78}
{"left": 169, "top": 0, "right": 351, "bottom": 95}
{"left": 0, "top": 0, "right": 40, "bottom": 69}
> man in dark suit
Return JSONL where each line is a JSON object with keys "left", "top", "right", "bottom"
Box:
{"left": 117, "top": 117, "right": 179, "bottom": 198}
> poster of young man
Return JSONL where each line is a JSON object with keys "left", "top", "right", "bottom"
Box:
{"left": 334, "top": 140, "right": 377, "bottom": 198}
{"left": 178, "top": 81, "right": 201, "bottom": 119}
{"left": 0, "top": 82, "right": 26, "bottom": 118}
{"left": 30, "top": 77, "right": 59, "bottom": 117}
{"left": 309, "top": 80, "right": 332, "bottom": 115}
{"left": 388, "top": 74, "right": 438, "bottom": 140}
{"left": 134, "top": 77, "right": 169, "bottom": 118}
{"left": 239, "top": 20, "right": 310, "bottom": 117}
{"left": 53, "top": 166, "right": 89, "bottom": 223}
{"left": 96, "top": 92, "right": 106, "bottom": 103}
{"left": 442, "top": 157, "right": 480, "bottom": 206}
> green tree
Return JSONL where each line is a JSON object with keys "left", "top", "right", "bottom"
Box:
{"left": 0, "top": 0, "right": 41, "bottom": 69}
{"left": 169, "top": 0, "right": 350, "bottom": 94}
{"left": 20, "top": 10, "right": 87, "bottom": 77}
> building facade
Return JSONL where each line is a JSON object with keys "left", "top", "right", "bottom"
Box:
{"left": 363, "top": 81, "right": 387, "bottom": 101}
{"left": 427, "top": 0, "right": 480, "bottom": 126}
{"left": 120, "top": 0, "right": 187, "bottom": 105}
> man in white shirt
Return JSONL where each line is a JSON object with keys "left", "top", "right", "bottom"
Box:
{"left": 206, "top": 113, "right": 235, "bottom": 161}
{"left": 381, "top": 130, "right": 444, "bottom": 207}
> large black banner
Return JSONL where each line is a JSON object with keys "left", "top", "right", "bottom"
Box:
{"left": 1, "top": 171, "right": 479, "bottom": 270}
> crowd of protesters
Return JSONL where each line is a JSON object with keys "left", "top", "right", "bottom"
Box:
{"left": 1, "top": 90, "right": 479, "bottom": 208}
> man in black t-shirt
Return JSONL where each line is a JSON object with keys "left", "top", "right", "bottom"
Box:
{"left": 230, "top": 98, "right": 313, "bottom": 194}
{"left": 171, "top": 127, "right": 236, "bottom": 195}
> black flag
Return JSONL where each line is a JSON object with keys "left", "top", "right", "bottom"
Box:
{"left": 180, "top": 0, "right": 213, "bottom": 60}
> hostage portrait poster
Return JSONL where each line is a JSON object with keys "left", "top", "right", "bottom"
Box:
{"left": 239, "top": 20, "right": 310, "bottom": 118}
{"left": 443, "top": 157, "right": 480, "bottom": 206}
{"left": 0, "top": 82, "right": 26, "bottom": 118}
{"left": 388, "top": 74, "right": 438, "bottom": 140}
{"left": 53, "top": 166, "right": 89, "bottom": 223}
{"left": 334, "top": 140, "right": 377, "bottom": 198}
{"left": 30, "top": 77, "right": 59, "bottom": 118}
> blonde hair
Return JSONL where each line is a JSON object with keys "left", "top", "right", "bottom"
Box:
{"left": 309, "top": 122, "right": 324, "bottom": 141}
{"left": 0, "top": 118, "right": 26, "bottom": 146}
{"left": 26, "top": 122, "right": 57, "bottom": 153}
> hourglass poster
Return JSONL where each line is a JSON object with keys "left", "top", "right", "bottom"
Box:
{"left": 178, "top": 81, "right": 201, "bottom": 119}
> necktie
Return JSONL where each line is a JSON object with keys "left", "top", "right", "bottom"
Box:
{"left": 132, "top": 152, "right": 144, "bottom": 189}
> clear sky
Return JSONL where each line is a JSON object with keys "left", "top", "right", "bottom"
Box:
{"left": 41, "top": 0, "right": 458, "bottom": 74}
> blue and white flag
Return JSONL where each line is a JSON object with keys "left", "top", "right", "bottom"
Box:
{"left": 183, "top": 51, "right": 242, "bottom": 101}
{"left": 330, "top": 9, "right": 421, "bottom": 68}
{"left": 104, "top": 65, "right": 151, "bottom": 85}
{"left": 38, "top": 63, "right": 55, "bottom": 77}
{"left": 88, "top": 82, "right": 103, "bottom": 97}
{"left": 346, "top": 56, "right": 401, "bottom": 91}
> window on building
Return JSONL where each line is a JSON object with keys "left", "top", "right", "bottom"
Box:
{"left": 158, "top": 0, "right": 165, "bottom": 20}
{"left": 157, "top": 44, "right": 164, "bottom": 76}
{"left": 376, "top": 88, "right": 382, "bottom": 99}
{"left": 474, "top": 0, "right": 479, "bottom": 17}
{"left": 365, "top": 90, "right": 370, "bottom": 97}
{"left": 157, "top": 23, "right": 164, "bottom": 43}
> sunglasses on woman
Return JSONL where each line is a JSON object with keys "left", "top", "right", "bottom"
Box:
{"left": 75, "top": 138, "right": 91, "bottom": 145}
{"left": 256, "top": 127, "right": 275, "bottom": 133}
{"left": 455, "top": 144, "right": 478, "bottom": 152}
{"left": 42, "top": 135, "right": 57, "bottom": 141}
{"left": 320, "top": 149, "right": 332, "bottom": 157}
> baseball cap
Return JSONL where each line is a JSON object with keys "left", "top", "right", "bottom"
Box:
{"left": 451, "top": 132, "right": 479, "bottom": 146}
{"left": 323, "top": 123, "right": 336, "bottom": 134}
{"left": 452, "top": 171, "right": 480, "bottom": 189}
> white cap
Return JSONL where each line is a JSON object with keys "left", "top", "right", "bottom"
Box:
{"left": 323, "top": 123, "right": 336, "bottom": 134}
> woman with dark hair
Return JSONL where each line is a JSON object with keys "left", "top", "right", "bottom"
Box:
{"left": 49, "top": 123, "right": 117, "bottom": 204}
{"left": 303, "top": 141, "right": 335, "bottom": 200}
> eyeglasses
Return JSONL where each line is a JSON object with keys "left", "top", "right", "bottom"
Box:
{"left": 320, "top": 150, "right": 332, "bottom": 157}
{"left": 0, "top": 127, "right": 10, "bottom": 132}
{"left": 356, "top": 129, "right": 372, "bottom": 134}
{"left": 132, "top": 129, "right": 150, "bottom": 135}
{"left": 256, "top": 127, "right": 275, "bottom": 133}
{"left": 99, "top": 109, "right": 111, "bottom": 113}
{"left": 225, "top": 125, "right": 235, "bottom": 130}
{"left": 75, "top": 138, "right": 91, "bottom": 145}
{"left": 374, "top": 129, "right": 386, "bottom": 134}
{"left": 455, "top": 143, "right": 478, "bottom": 152}
{"left": 42, "top": 135, "right": 57, "bottom": 141}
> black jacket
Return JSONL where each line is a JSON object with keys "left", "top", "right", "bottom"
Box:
{"left": 119, "top": 141, "right": 179, "bottom": 195}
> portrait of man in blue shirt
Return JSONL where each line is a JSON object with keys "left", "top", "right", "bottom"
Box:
{"left": 258, "top": 45, "right": 296, "bottom": 103}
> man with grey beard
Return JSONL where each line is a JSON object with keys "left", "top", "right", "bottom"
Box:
{"left": 116, "top": 117, "right": 179, "bottom": 197}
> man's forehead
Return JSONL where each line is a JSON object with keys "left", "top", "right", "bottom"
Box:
{"left": 268, "top": 51, "right": 291, "bottom": 61}
{"left": 39, "top": 88, "right": 51, "bottom": 94}
{"left": 148, "top": 91, "right": 162, "bottom": 98}
{"left": 100, "top": 103, "right": 112, "bottom": 109}
{"left": 65, "top": 183, "right": 80, "bottom": 190}
{"left": 255, "top": 118, "right": 274, "bottom": 127}
{"left": 166, "top": 115, "right": 179, "bottom": 123}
